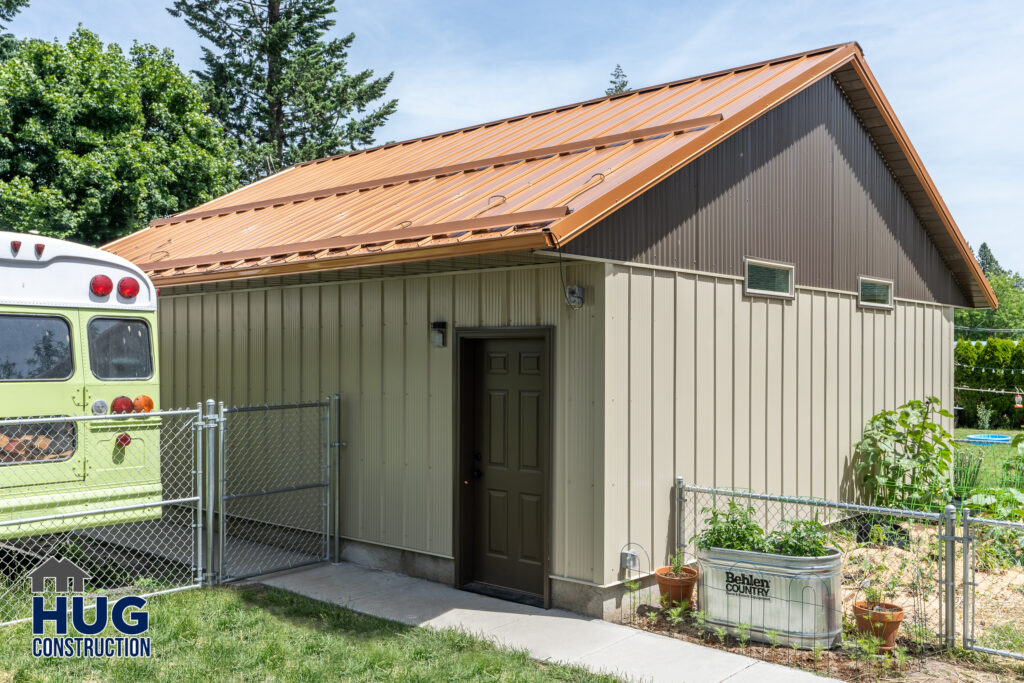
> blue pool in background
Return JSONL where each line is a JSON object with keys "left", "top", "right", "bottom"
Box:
{"left": 966, "top": 434, "right": 1013, "bottom": 446}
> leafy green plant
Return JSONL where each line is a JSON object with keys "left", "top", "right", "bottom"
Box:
{"left": 971, "top": 523, "right": 1024, "bottom": 569}
{"left": 863, "top": 583, "right": 884, "bottom": 605}
{"left": 967, "top": 487, "right": 1024, "bottom": 521}
{"left": 669, "top": 548, "right": 686, "bottom": 575}
{"left": 692, "top": 502, "right": 765, "bottom": 552}
{"left": 766, "top": 629, "right": 780, "bottom": 648}
{"left": 736, "top": 623, "right": 750, "bottom": 648}
{"left": 695, "top": 505, "right": 834, "bottom": 557}
{"left": 764, "top": 520, "right": 832, "bottom": 557}
{"left": 854, "top": 397, "right": 955, "bottom": 511}
{"left": 714, "top": 626, "right": 728, "bottom": 645}
{"left": 812, "top": 642, "right": 824, "bottom": 663}
{"left": 692, "top": 610, "right": 707, "bottom": 631}
{"left": 666, "top": 606, "right": 685, "bottom": 628}
{"left": 977, "top": 403, "right": 994, "bottom": 430}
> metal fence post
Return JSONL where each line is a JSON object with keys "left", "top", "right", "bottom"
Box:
{"left": 217, "top": 401, "right": 226, "bottom": 584}
{"left": 321, "top": 397, "right": 330, "bottom": 562}
{"left": 332, "top": 393, "right": 344, "bottom": 564}
{"left": 943, "top": 503, "right": 957, "bottom": 649}
{"left": 205, "top": 399, "right": 217, "bottom": 585}
{"left": 676, "top": 477, "right": 685, "bottom": 552}
{"left": 962, "top": 507, "right": 972, "bottom": 650}
{"left": 194, "top": 402, "right": 205, "bottom": 585}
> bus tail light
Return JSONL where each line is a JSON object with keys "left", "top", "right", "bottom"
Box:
{"left": 116, "top": 433, "right": 131, "bottom": 448}
{"left": 34, "top": 243, "right": 44, "bottom": 257}
{"left": 111, "top": 396, "right": 134, "bottom": 414}
{"left": 10, "top": 240, "right": 20, "bottom": 255}
{"left": 91, "top": 275, "right": 114, "bottom": 296}
{"left": 133, "top": 395, "right": 154, "bottom": 413}
{"left": 118, "top": 276, "right": 140, "bottom": 299}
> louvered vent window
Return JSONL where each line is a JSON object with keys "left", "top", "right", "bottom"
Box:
{"left": 858, "top": 276, "right": 894, "bottom": 309}
{"left": 744, "top": 258, "right": 794, "bottom": 298}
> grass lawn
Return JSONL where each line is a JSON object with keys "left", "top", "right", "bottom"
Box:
{"left": 955, "top": 427, "right": 1021, "bottom": 488}
{"left": 0, "top": 586, "right": 614, "bottom": 682}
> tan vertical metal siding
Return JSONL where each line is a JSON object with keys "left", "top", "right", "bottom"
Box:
{"left": 158, "top": 262, "right": 605, "bottom": 582}
{"left": 601, "top": 263, "right": 954, "bottom": 584}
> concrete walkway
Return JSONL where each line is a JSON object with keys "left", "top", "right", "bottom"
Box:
{"left": 258, "top": 562, "right": 838, "bottom": 683}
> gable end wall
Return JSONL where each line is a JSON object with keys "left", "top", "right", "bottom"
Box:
{"left": 565, "top": 76, "right": 970, "bottom": 307}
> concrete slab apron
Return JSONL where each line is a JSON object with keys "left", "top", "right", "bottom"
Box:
{"left": 259, "top": 563, "right": 838, "bottom": 683}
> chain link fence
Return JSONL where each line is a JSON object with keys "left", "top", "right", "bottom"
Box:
{"left": 1, "top": 397, "right": 339, "bottom": 627}
{"left": 0, "top": 408, "right": 202, "bottom": 626}
{"left": 676, "top": 480, "right": 954, "bottom": 655}
{"left": 675, "top": 479, "right": 1024, "bottom": 662}
{"left": 964, "top": 513, "right": 1024, "bottom": 659}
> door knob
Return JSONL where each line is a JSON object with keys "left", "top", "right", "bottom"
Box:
{"left": 472, "top": 469, "right": 483, "bottom": 479}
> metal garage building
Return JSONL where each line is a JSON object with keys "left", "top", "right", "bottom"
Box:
{"left": 105, "top": 42, "right": 996, "bottom": 617}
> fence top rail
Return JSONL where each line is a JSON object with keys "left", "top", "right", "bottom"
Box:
{"left": 223, "top": 400, "right": 328, "bottom": 414}
{"left": 967, "top": 514, "right": 1024, "bottom": 530}
{"left": 0, "top": 408, "right": 201, "bottom": 426}
{"left": 678, "top": 479, "right": 946, "bottom": 522}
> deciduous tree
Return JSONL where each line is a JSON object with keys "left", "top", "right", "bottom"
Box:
{"left": 0, "top": 29, "right": 238, "bottom": 245}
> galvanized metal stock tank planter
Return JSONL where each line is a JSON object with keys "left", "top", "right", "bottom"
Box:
{"left": 696, "top": 545, "right": 842, "bottom": 649}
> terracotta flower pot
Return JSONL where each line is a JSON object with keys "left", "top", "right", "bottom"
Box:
{"left": 852, "top": 601, "right": 905, "bottom": 651}
{"left": 654, "top": 566, "right": 698, "bottom": 608}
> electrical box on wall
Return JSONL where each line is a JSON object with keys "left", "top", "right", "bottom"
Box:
{"left": 565, "top": 285, "right": 584, "bottom": 308}
{"left": 620, "top": 548, "right": 640, "bottom": 571}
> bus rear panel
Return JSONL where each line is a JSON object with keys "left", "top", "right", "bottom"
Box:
{"left": 0, "top": 232, "right": 162, "bottom": 539}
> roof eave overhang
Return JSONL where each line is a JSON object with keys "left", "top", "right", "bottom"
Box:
{"left": 148, "top": 231, "right": 553, "bottom": 288}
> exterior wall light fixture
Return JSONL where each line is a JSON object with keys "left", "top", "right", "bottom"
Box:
{"left": 430, "top": 321, "right": 448, "bottom": 348}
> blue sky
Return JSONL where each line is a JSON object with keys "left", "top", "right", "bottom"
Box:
{"left": 8, "top": 0, "right": 1023, "bottom": 270}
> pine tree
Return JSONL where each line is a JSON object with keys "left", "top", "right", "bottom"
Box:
{"left": 976, "top": 242, "right": 1003, "bottom": 277}
{"left": 605, "top": 64, "right": 629, "bottom": 95}
{"left": 168, "top": 0, "right": 398, "bottom": 183}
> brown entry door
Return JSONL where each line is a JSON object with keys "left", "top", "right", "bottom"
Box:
{"left": 469, "top": 337, "right": 548, "bottom": 599}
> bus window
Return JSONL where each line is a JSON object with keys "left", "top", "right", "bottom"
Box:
{"left": 0, "top": 314, "right": 74, "bottom": 381}
{"left": 0, "top": 420, "right": 76, "bottom": 465}
{"left": 87, "top": 317, "right": 153, "bottom": 380}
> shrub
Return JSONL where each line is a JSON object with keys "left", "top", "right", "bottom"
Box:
{"left": 854, "top": 397, "right": 954, "bottom": 511}
{"left": 976, "top": 403, "right": 994, "bottom": 430}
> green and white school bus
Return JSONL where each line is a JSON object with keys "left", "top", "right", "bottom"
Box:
{"left": 0, "top": 231, "right": 161, "bottom": 538}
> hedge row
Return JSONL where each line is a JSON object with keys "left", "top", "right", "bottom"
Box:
{"left": 954, "top": 338, "right": 1024, "bottom": 429}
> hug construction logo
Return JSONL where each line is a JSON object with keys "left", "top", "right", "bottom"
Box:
{"left": 27, "top": 558, "right": 152, "bottom": 659}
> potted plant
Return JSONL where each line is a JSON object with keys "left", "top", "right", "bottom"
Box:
{"left": 852, "top": 580, "right": 905, "bottom": 651}
{"left": 654, "top": 548, "right": 698, "bottom": 608}
{"left": 692, "top": 502, "right": 842, "bottom": 650}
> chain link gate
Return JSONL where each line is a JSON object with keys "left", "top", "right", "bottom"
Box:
{"left": 212, "top": 398, "right": 335, "bottom": 583}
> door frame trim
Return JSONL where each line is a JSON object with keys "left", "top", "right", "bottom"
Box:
{"left": 452, "top": 326, "right": 553, "bottom": 609}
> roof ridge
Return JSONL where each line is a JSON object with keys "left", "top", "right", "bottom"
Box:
{"left": 293, "top": 42, "right": 861, "bottom": 170}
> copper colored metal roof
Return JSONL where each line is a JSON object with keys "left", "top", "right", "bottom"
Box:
{"left": 103, "top": 42, "right": 996, "bottom": 307}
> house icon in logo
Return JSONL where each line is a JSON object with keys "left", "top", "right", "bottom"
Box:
{"left": 27, "top": 557, "right": 91, "bottom": 593}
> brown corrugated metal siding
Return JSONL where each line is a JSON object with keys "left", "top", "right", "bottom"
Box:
{"left": 565, "top": 77, "right": 970, "bottom": 307}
